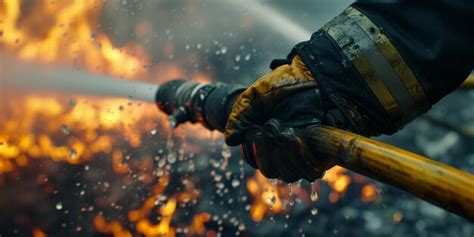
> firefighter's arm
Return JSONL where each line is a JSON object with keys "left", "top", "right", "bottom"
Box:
{"left": 224, "top": 1, "right": 474, "bottom": 182}
{"left": 290, "top": 0, "right": 474, "bottom": 136}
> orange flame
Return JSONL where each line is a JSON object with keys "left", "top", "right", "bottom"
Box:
{"left": 1, "top": 0, "right": 146, "bottom": 78}
{"left": 0, "top": 0, "right": 210, "bottom": 235}
{"left": 246, "top": 171, "right": 283, "bottom": 222}
{"left": 0, "top": 0, "right": 211, "bottom": 175}
{"left": 94, "top": 214, "right": 132, "bottom": 237}
{"left": 32, "top": 227, "right": 47, "bottom": 237}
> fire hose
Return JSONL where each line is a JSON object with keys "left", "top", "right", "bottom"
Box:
{"left": 155, "top": 79, "right": 474, "bottom": 221}
{"left": 3, "top": 61, "right": 473, "bottom": 220}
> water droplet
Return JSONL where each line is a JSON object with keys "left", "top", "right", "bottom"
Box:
{"left": 69, "top": 149, "right": 77, "bottom": 159}
{"left": 56, "top": 202, "right": 63, "bottom": 210}
{"left": 169, "top": 118, "right": 177, "bottom": 128}
{"left": 213, "top": 174, "right": 222, "bottom": 182}
{"left": 231, "top": 179, "right": 240, "bottom": 188}
{"left": 341, "top": 59, "right": 350, "bottom": 69}
{"left": 167, "top": 153, "right": 177, "bottom": 164}
{"left": 311, "top": 208, "right": 318, "bottom": 215}
{"left": 69, "top": 98, "right": 76, "bottom": 108}
{"left": 90, "top": 33, "right": 96, "bottom": 41}
{"left": 142, "top": 64, "right": 151, "bottom": 72}
{"left": 270, "top": 195, "right": 276, "bottom": 205}
{"left": 216, "top": 182, "right": 225, "bottom": 189}
{"left": 61, "top": 124, "right": 70, "bottom": 135}
{"left": 310, "top": 183, "right": 318, "bottom": 202}
{"left": 244, "top": 53, "right": 251, "bottom": 61}
{"left": 221, "top": 147, "right": 231, "bottom": 159}
{"left": 158, "top": 158, "right": 166, "bottom": 168}
{"left": 220, "top": 46, "right": 227, "bottom": 54}
{"left": 235, "top": 54, "right": 241, "bottom": 62}
{"left": 150, "top": 128, "right": 157, "bottom": 135}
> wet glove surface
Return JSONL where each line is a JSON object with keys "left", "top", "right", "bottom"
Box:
{"left": 241, "top": 119, "right": 332, "bottom": 182}
{"left": 225, "top": 56, "right": 317, "bottom": 146}
{"left": 225, "top": 56, "right": 334, "bottom": 182}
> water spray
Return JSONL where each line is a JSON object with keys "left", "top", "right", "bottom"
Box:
{"left": 2, "top": 60, "right": 159, "bottom": 103}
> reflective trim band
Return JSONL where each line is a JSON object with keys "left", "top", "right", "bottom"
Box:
{"left": 322, "top": 6, "right": 429, "bottom": 125}
{"left": 344, "top": 7, "right": 429, "bottom": 117}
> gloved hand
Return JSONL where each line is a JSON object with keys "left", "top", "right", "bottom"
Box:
{"left": 225, "top": 56, "right": 339, "bottom": 182}
{"left": 241, "top": 119, "right": 337, "bottom": 182}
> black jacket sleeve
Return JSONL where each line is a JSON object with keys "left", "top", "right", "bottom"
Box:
{"left": 289, "top": 0, "right": 474, "bottom": 136}
{"left": 354, "top": 0, "right": 474, "bottom": 104}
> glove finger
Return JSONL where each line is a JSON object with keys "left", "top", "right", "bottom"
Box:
{"left": 225, "top": 95, "right": 260, "bottom": 146}
{"left": 258, "top": 120, "right": 323, "bottom": 182}
{"left": 262, "top": 139, "right": 301, "bottom": 183}
{"left": 240, "top": 126, "right": 262, "bottom": 169}
{"left": 252, "top": 130, "right": 280, "bottom": 179}
{"left": 280, "top": 131, "right": 324, "bottom": 181}
{"left": 242, "top": 126, "right": 296, "bottom": 181}
{"left": 259, "top": 122, "right": 303, "bottom": 182}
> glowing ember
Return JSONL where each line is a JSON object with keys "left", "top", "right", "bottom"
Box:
{"left": 246, "top": 171, "right": 283, "bottom": 222}
{"left": 361, "top": 183, "right": 379, "bottom": 203}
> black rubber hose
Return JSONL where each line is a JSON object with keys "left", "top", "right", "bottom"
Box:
{"left": 155, "top": 79, "right": 244, "bottom": 131}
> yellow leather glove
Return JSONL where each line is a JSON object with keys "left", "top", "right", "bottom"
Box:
{"left": 224, "top": 56, "right": 330, "bottom": 182}
{"left": 225, "top": 55, "right": 317, "bottom": 145}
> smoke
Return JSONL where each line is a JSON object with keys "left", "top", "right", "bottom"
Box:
{"left": 0, "top": 56, "right": 159, "bottom": 103}
{"left": 225, "top": 0, "right": 312, "bottom": 42}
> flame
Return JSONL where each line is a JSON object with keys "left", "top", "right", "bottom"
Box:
{"left": 32, "top": 227, "right": 47, "bottom": 237}
{"left": 136, "top": 198, "right": 177, "bottom": 237}
{"left": 323, "top": 166, "right": 351, "bottom": 203}
{"left": 191, "top": 213, "right": 212, "bottom": 235}
{"left": 1, "top": 0, "right": 145, "bottom": 77}
{"left": 361, "top": 183, "right": 378, "bottom": 203}
{"left": 0, "top": 0, "right": 212, "bottom": 175}
{"left": 245, "top": 166, "right": 377, "bottom": 220}
{"left": 0, "top": 0, "right": 157, "bottom": 174}
{"left": 0, "top": 0, "right": 210, "bottom": 235}
{"left": 245, "top": 167, "right": 354, "bottom": 221}
{"left": 94, "top": 214, "right": 133, "bottom": 237}
{"left": 246, "top": 171, "right": 283, "bottom": 222}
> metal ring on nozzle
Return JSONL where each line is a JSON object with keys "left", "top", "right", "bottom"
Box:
{"left": 155, "top": 79, "right": 244, "bottom": 130}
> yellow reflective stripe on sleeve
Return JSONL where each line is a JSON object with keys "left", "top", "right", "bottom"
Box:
{"left": 322, "top": 6, "right": 429, "bottom": 126}
{"left": 344, "top": 6, "right": 429, "bottom": 115}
